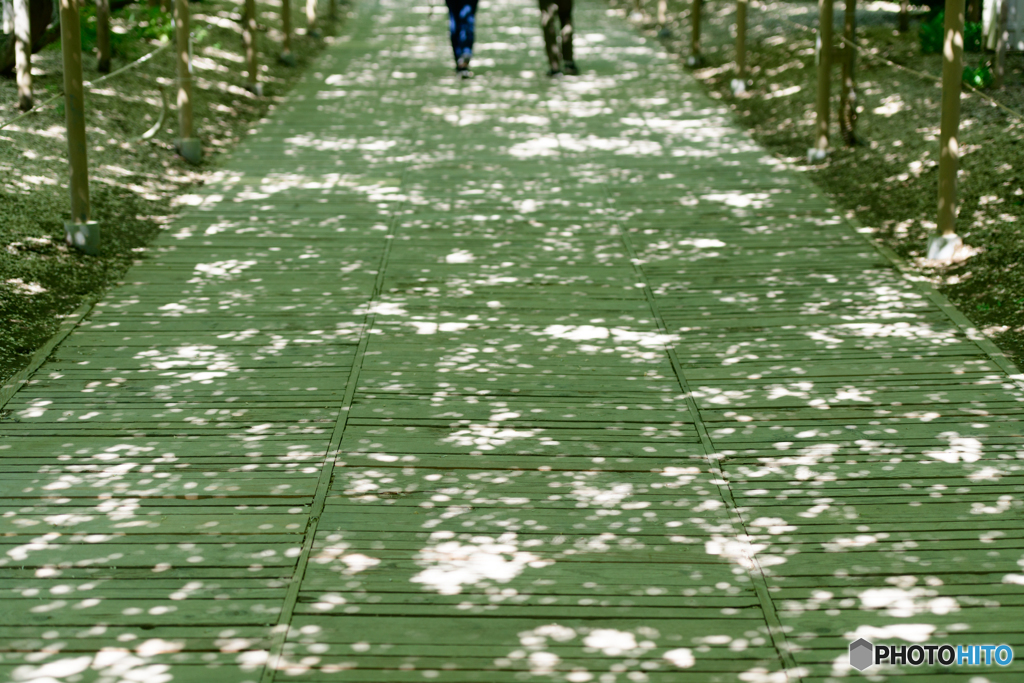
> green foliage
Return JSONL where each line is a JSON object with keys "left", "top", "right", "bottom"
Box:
{"left": 962, "top": 64, "right": 993, "bottom": 88}
{"left": 919, "top": 11, "right": 943, "bottom": 54}
{"left": 964, "top": 21, "right": 982, "bottom": 52}
{"left": 920, "top": 13, "right": 984, "bottom": 55}
{"left": 81, "top": 5, "right": 118, "bottom": 55}
{"left": 80, "top": 3, "right": 172, "bottom": 58}
{"left": 126, "top": 5, "right": 174, "bottom": 44}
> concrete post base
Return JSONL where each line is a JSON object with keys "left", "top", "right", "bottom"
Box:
{"left": 65, "top": 220, "right": 100, "bottom": 255}
{"left": 685, "top": 54, "right": 704, "bottom": 67}
{"left": 927, "top": 233, "right": 962, "bottom": 261}
{"left": 175, "top": 137, "right": 202, "bottom": 165}
{"left": 246, "top": 82, "right": 264, "bottom": 97}
{"left": 730, "top": 78, "right": 747, "bottom": 95}
{"left": 806, "top": 147, "right": 828, "bottom": 164}
{"left": 278, "top": 50, "right": 298, "bottom": 67}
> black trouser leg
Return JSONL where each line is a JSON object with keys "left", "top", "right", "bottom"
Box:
{"left": 538, "top": 0, "right": 561, "bottom": 71}
{"left": 558, "top": 0, "right": 574, "bottom": 65}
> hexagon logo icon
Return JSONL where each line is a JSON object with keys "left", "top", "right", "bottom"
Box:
{"left": 849, "top": 638, "right": 874, "bottom": 671}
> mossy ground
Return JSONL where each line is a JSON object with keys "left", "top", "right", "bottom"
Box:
{"left": 1, "top": 0, "right": 346, "bottom": 385}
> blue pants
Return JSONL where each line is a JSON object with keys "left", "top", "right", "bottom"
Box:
{"left": 446, "top": 0, "right": 478, "bottom": 63}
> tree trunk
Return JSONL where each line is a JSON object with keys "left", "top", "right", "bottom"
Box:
{"left": 96, "top": 0, "right": 110, "bottom": 72}
{"left": 243, "top": 0, "right": 260, "bottom": 94}
{"left": 735, "top": 0, "right": 747, "bottom": 81}
{"left": 305, "top": 0, "right": 316, "bottom": 35}
{"left": 59, "top": 0, "right": 90, "bottom": 225}
{"left": 281, "top": 0, "right": 292, "bottom": 57}
{"left": 839, "top": 0, "right": 857, "bottom": 145}
{"left": 812, "top": 0, "right": 834, "bottom": 157}
{"left": 994, "top": 0, "right": 1008, "bottom": 88}
{"left": 689, "top": 0, "right": 702, "bottom": 65}
{"left": 14, "top": 0, "right": 30, "bottom": 109}
{"left": 966, "top": 0, "right": 981, "bottom": 22}
{"left": 937, "top": 0, "right": 965, "bottom": 239}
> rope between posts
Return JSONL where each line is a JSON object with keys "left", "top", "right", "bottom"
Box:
{"left": 748, "top": 0, "right": 1024, "bottom": 122}
{"left": 0, "top": 39, "right": 173, "bottom": 131}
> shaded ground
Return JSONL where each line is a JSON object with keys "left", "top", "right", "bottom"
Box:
{"left": 0, "top": 0, "right": 345, "bottom": 385}
{"left": 623, "top": 0, "right": 1024, "bottom": 369}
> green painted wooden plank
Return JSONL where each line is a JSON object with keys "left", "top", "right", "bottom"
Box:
{"left": 0, "top": 664, "right": 262, "bottom": 683}
{"left": 0, "top": 599, "right": 283, "bottom": 626}
{"left": 0, "top": 515, "right": 308, "bottom": 535}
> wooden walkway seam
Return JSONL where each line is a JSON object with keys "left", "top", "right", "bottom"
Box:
{"left": 618, "top": 224, "right": 804, "bottom": 682}
{"left": 0, "top": 298, "right": 96, "bottom": 411}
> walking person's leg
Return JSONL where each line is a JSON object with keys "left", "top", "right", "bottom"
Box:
{"left": 558, "top": 0, "right": 577, "bottom": 74}
{"left": 538, "top": 0, "right": 562, "bottom": 75}
{"left": 445, "top": 0, "right": 461, "bottom": 63}
{"left": 459, "top": 0, "right": 478, "bottom": 70}
{"left": 445, "top": 0, "right": 476, "bottom": 76}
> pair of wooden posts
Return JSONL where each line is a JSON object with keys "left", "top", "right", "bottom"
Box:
{"left": 801, "top": 0, "right": 969, "bottom": 258}
{"left": 674, "top": 0, "right": 975, "bottom": 258}
{"left": 15, "top": 0, "right": 112, "bottom": 112}
{"left": 280, "top": 0, "right": 337, "bottom": 66}
{"left": 56, "top": 0, "right": 335, "bottom": 254}
{"left": 11, "top": 0, "right": 33, "bottom": 110}
{"left": 59, "top": 0, "right": 200, "bottom": 255}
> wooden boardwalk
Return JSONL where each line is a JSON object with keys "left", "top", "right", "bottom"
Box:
{"left": 3, "top": 0, "right": 1024, "bottom": 681}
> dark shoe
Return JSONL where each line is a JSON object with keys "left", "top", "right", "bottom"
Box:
{"left": 547, "top": 68, "right": 563, "bottom": 78}
{"left": 457, "top": 68, "right": 474, "bottom": 79}
{"left": 563, "top": 62, "right": 579, "bottom": 76}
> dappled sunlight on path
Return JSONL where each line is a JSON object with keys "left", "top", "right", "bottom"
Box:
{"left": 3, "top": 0, "right": 1024, "bottom": 682}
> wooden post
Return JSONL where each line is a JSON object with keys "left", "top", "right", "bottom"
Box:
{"left": 243, "top": 0, "right": 262, "bottom": 95}
{"left": 839, "top": 0, "right": 857, "bottom": 145}
{"left": 657, "top": 0, "right": 671, "bottom": 36}
{"left": 280, "top": 0, "right": 296, "bottom": 64}
{"left": 687, "top": 0, "right": 702, "bottom": 66}
{"left": 96, "top": 0, "right": 111, "bottom": 72}
{"left": 13, "top": 0, "right": 31, "bottom": 110}
{"left": 731, "top": 0, "right": 747, "bottom": 93}
{"left": 174, "top": 0, "right": 201, "bottom": 163}
{"left": 328, "top": 0, "right": 336, "bottom": 21}
{"left": 306, "top": 0, "right": 318, "bottom": 37}
{"left": 930, "top": 0, "right": 965, "bottom": 259}
{"left": 808, "top": 0, "right": 834, "bottom": 162}
{"left": 59, "top": 0, "right": 99, "bottom": 254}
{"left": 899, "top": 0, "right": 909, "bottom": 31}
{"left": 994, "top": 0, "right": 1009, "bottom": 88}
{"left": 966, "top": 0, "right": 980, "bottom": 22}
